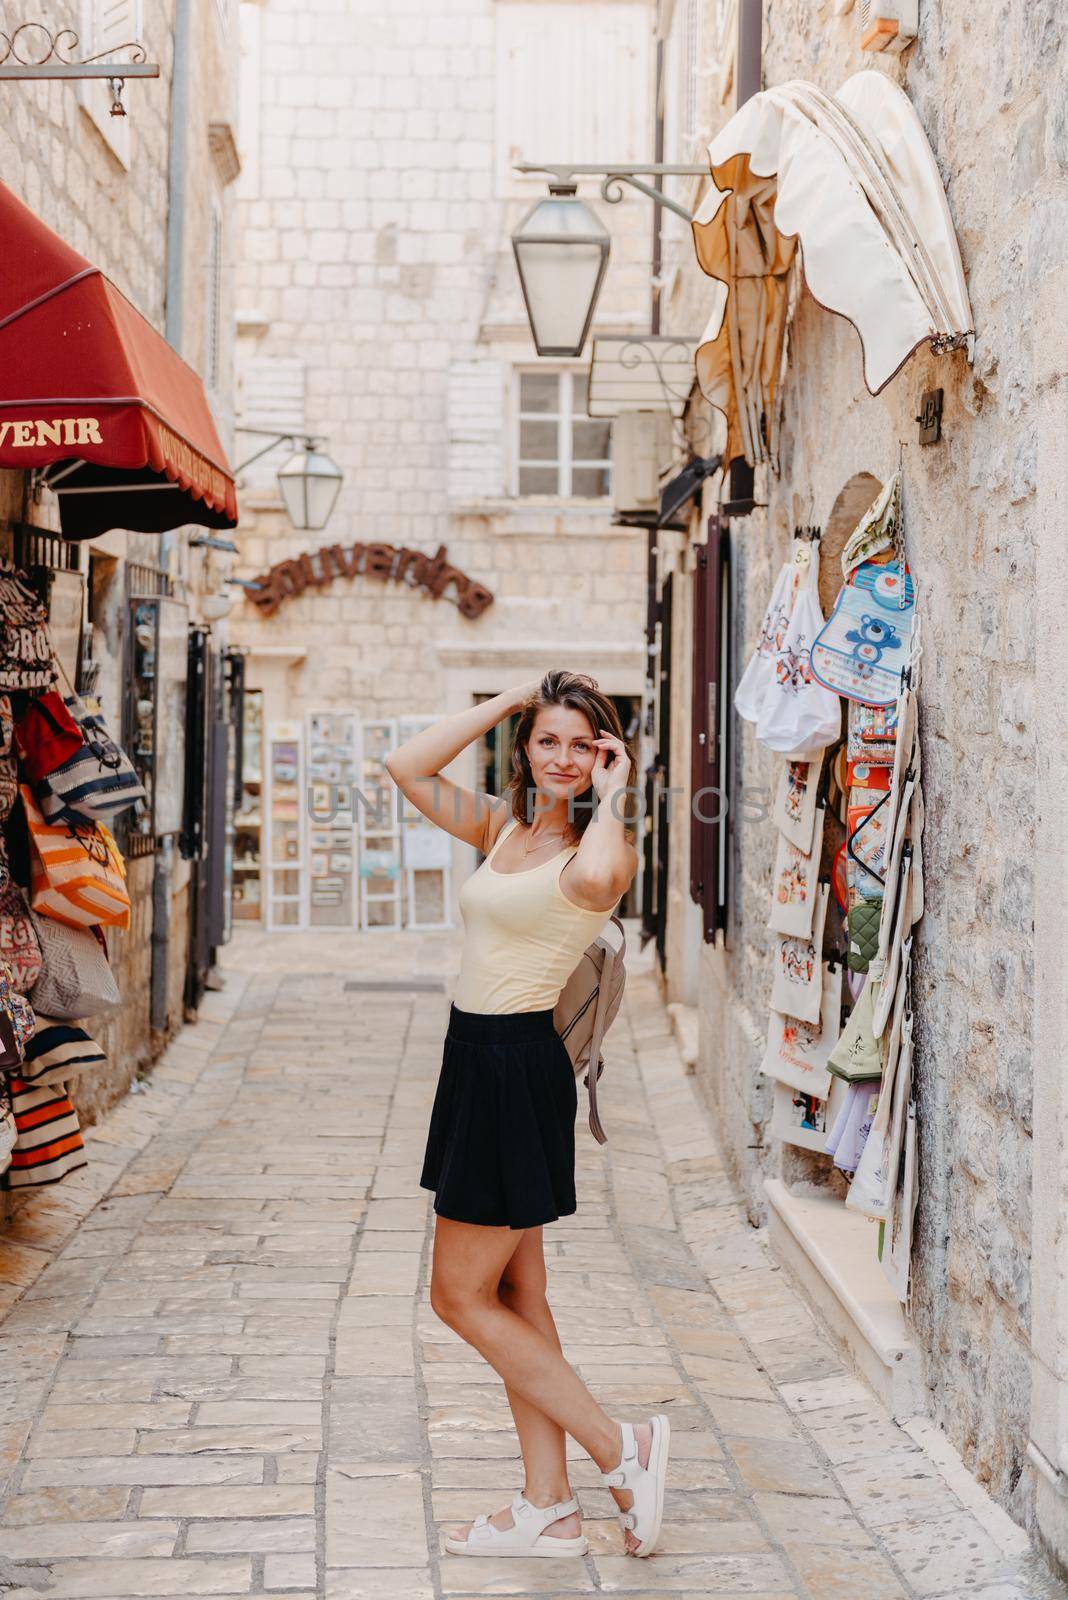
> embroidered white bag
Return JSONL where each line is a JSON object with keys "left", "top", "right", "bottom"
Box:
{"left": 770, "top": 881, "right": 829, "bottom": 1026}
{"left": 767, "top": 806, "right": 826, "bottom": 938}
{"left": 756, "top": 543, "right": 842, "bottom": 759}
{"left": 734, "top": 548, "right": 799, "bottom": 724}
{"left": 772, "top": 758, "right": 820, "bottom": 851}
{"left": 761, "top": 961, "right": 842, "bottom": 1100}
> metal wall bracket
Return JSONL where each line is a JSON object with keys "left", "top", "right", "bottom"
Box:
{"left": 514, "top": 163, "right": 707, "bottom": 224}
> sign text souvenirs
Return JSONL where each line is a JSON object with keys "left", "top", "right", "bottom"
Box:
{"left": 247, "top": 541, "right": 494, "bottom": 621}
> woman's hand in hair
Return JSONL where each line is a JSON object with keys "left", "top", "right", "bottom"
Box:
{"left": 589, "top": 728, "right": 632, "bottom": 802}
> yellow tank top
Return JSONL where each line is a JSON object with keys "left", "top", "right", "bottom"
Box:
{"left": 453, "top": 816, "right": 615, "bottom": 1014}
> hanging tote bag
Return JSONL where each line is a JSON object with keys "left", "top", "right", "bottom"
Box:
{"left": 761, "top": 960, "right": 843, "bottom": 1100}
{"left": 36, "top": 666, "right": 146, "bottom": 827}
{"left": 756, "top": 543, "right": 842, "bottom": 759}
{"left": 0, "top": 561, "right": 54, "bottom": 690}
{"left": 0, "top": 877, "right": 43, "bottom": 994}
{"left": 770, "top": 881, "right": 829, "bottom": 1026}
{"left": 14, "top": 689, "right": 85, "bottom": 784}
{"left": 21, "top": 785, "right": 132, "bottom": 931}
{"left": 734, "top": 547, "right": 799, "bottom": 723}
{"left": 28, "top": 913, "right": 122, "bottom": 1019}
{"left": 6, "top": 1072, "right": 87, "bottom": 1187}
{"left": 767, "top": 807, "right": 826, "bottom": 938}
{"left": 18, "top": 1015, "right": 108, "bottom": 1089}
{"left": 772, "top": 757, "right": 820, "bottom": 851}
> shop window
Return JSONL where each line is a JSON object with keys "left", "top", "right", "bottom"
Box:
{"left": 515, "top": 371, "right": 612, "bottom": 499}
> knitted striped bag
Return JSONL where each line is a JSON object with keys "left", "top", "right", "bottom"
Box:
{"left": 6, "top": 1073, "right": 86, "bottom": 1187}
{"left": 20, "top": 785, "right": 131, "bottom": 931}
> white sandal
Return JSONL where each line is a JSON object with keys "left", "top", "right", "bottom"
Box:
{"left": 443, "top": 1490, "right": 588, "bottom": 1559}
{"left": 600, "top": 1414, "right": 670, "bottom": 1557}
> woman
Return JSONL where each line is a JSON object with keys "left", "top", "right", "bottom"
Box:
{"left": 384, "top": 671, "right": 669, "bottom": 1561}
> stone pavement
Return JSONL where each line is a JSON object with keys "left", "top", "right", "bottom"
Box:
{"left": 0, "top": 925, "right": 1064, "bottom": 1600}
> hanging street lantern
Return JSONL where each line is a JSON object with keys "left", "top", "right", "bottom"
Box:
{"left": 275, "top": 440, "right": 344, "bottom": 532}
{"left": 511, "top": 181, "right": 611, "bottom": 358}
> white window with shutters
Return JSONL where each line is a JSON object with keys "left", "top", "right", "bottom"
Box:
{"left": 237, "top": 357, "right": 306, "bottom": 487}
{"left": 77, "top": 0, "right": 143, "bottom": 168}
{"left": 446, "top": 360, "right": 507, "bottom": 506}
{"left": 495, "top": 2, "right": 654, "bottom": 196}
{"left": 513, "top": 369, "right": 612, "bottom": 499}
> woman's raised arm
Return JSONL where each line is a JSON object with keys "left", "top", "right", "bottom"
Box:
{"left": 384, "top": 680, "right": 541, "bottom": 850}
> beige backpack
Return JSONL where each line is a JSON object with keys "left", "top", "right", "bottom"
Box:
{"left": 553, "top": 916, "right": 626, "bottom": 1145}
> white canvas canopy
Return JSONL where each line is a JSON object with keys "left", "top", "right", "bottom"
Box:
{"left": 691, "top": 71, "right": 974, "bottom": 468}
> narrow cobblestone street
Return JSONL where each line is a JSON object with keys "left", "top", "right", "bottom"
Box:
{"left": 0, "top": 927, "right": 1061, "bottom": 1600}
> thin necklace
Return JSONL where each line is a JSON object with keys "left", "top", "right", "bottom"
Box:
{"left": 520, "top": 825, "right": 569, "bottom": 858}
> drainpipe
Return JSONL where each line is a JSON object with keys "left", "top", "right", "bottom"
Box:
{"left": 151, "top": 0, "right": 193, "bottom": 1039}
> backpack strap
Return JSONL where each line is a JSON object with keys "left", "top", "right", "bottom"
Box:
{"left": 585, "top": 934, "right": 617, "bottom": 1146}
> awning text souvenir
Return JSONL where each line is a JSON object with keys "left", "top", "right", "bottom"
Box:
{"left": 692, "top": 72, "right": 974, "bottom": 468}
{"left": 0, "top": 179, "right": 238, "bottom": 537}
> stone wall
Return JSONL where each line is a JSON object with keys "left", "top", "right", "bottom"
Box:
{"left": 658, "top": 0, "right": 1063, "bottom": 1525}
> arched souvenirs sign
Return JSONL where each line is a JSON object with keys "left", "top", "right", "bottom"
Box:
{"left": 247, "top": 541, "right": 494, "bottom": 620}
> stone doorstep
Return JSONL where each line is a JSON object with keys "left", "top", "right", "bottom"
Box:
{"left": 665, "top": 1001, "right": 699, "bottom": 1071}
{"left": 763, "top": 1178, "right": 924, "bottom": 1421}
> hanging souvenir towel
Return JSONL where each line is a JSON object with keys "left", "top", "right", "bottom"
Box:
{"left": 772, "top": 757, "right": 820, "bottom": 851}
{"left": 824, "top": 1079, "right": 880, "bottom": 1176}
{"left": 0, "top": 878, "right": 43, "bottom": 994}
{"left": 871, "top": 843, "right": 914, "bottom": 1039}
{"left": 757, "top": 544, "right": 842, "bottom": 758}
{"left": 734, "top": 547, "right": 799, "bottom": 724}
{"left": 770, "top": 881, "right": 829, "bottom": 1026}
{"left": 6, "top": 1072, "right": 86, "bottom": 1187}
{"left": 810, "top": 558, "right": 916, "bottom": 707}
{"left": 761, "top": 961, "right": 842, "bottom": 1100}
{"left": 768, "top": 807, "right": 826, "bottom": 937}
{"left": 0, "top": 1103, "right": 15, "bottom": 1175}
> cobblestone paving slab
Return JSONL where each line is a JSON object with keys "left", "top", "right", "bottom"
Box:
{"left": 0, "top": 928, "right": 1063, "bottom": 1599}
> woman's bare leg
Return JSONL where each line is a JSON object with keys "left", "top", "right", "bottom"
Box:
{"left": 430, "top": 1215, "right": 651, "bottom": 1552}
{"left": 449, "top": 1227, "right": 578, "bottom": 1541}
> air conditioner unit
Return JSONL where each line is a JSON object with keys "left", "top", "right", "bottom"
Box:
{"left": 612, "top": 412, "right": 675, "bottom": 519}
{"left": 858, "top": 0, "right": 917, "bottom": 50}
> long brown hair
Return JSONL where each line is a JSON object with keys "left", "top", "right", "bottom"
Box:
{"left": 504, "top": 670, "right": 639, "bottom": 844}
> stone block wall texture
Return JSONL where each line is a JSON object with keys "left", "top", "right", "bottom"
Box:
{"left": 661, "top": 0, "right": 1064, "bottom": 1527}
{"left": 231, "top": 1, "right": 653, "bottom": 727}
{"left": 0, "top": 0, "right": 239, "bottom": 1119}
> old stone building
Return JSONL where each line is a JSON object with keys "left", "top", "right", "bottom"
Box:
{"left": 646, "top": 0, "right": 1068, "bottom": 1566}
{"left": 0, "top": 0, "right": 242, "bottom": 1120}
{"left": 229, "top": 0, "right": 656, "bottom": 930}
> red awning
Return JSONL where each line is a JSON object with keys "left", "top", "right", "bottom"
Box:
{"left": 0, "top": 179, "right": 238, "bottom": 539}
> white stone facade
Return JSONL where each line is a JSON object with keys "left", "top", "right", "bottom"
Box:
{"left": 231, "top": 0, "right": 656, "bottom": 921}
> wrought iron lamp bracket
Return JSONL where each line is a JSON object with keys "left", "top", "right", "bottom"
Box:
{"left": 514, "top": 163, "right": 707, "bottom": 224}
{"left": 0, "top": 23, "right": 159, "bottom": 113}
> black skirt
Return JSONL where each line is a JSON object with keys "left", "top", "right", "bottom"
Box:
{"left": 420, "top": 1003, "right": 578, "bottom": 1230}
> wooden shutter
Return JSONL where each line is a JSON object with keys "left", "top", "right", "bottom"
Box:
{"left": 690, "top": 515, "right": 731, "bottom": 940}
{"left": 446, "top": 361, "right": 506, "bottom": 504}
